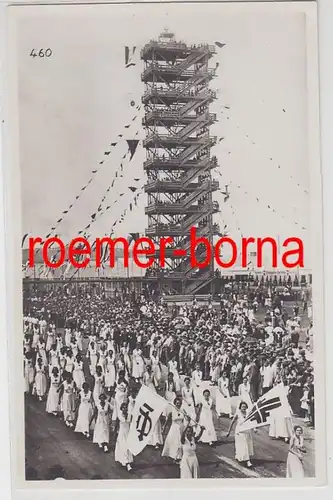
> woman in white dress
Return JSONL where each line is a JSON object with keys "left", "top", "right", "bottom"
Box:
{"left": 286, "top": 426, "right": 306, "bottom": 478}
{"left": 58, "top": 347, "right": 67, "bottom": 375}
{"left": 48, "top": 344, "right": 59, "bottom": 377}
{"left": 64, "top": 327, "right": 72, "bottom": 347}
{"left": 105, "top": 350, "right": 116, "bottom": 390}
{"left": 34, "top": 357, "right": 47, "bottom": 401}
{"left": 64, "top": 349, "right": 75, "bottom": 377}
{"left": 69, "top": 336, "right": 78, "bottom": 359}
{"left": 75, "top": 329, "right": 83, "bottom": 352}
{"left": 93, "top": 393, "right": 111, "bottom": 453}
{"left": 198, "top": 389, "right": 217, "bottom": 446}
{"left": 116, "top": 354, "right": 127, "bottom": 380}
{"left": 163, "top": 373, "right": 177, "bottom": 417}
{"left": 32, "top": 326, "right": 40, "bottom": 350}
{"left": 97, "top": 344, "right": 108, "bottom": 374}
{"left": 216, "top": 372, "right": 233, "bottom": 418}
{"left": 112, "top": 377, "right": 128, "bottom": 421}
{"left": 93, "top": 365, "right": 105, "bottom": 405}
{"left": 121, "top": 343, "right": 132, "bottom": 374}
{"left": 24, "top": 352, "right": 35, "bottom": 394}
{"left": 36, "top": 339, "right": 47, "bottom": 368}
{"left": 181, "top": 377, "right": 196, "bottom": 422}
{"left": 46, "top": 327, "right": 55, "bottom": 352}
{"left": 105, "top": 335, "right": 114, "bottom": 355}
{"left": 162, "top": 397, "right": 185, "bottom": 463}
{"left": 75, "top": 382, "right": 94, "bottom": 437}
{"left": 150, "top": 349, "right": 162, "bottom": 386}
{"left": 179, "top": 420, "right": 205, "bottom": 479}
{"left": 226, "top": 401, "right": 254, "bottom": 468}
{"left": 115, "top": 402, "right": 133, "bottom": 471}
{"left": 143, "top": 365, "right": 157, "bottom": 392}
{"left": 127, "top": 386, "right": 137, "bottom": 418}
{"left": 73, "top": 353, "right": 85, "bottom": 390}
{"left": 168, "top": 357, "right": 180, "bottom": 391}
{"left": 210, "top": 353, "right": 222, "bottom": 386}
{"left": 46, "top": 366, "right": 61, "bottom": 415}
{"left": 55, "top": 332, "right": 63, "bottom": 353}
{"left": 238, "top": 376, "right": 253, "bottom": 409}
{"left": 132, "top": 346, "right": 145, "bottom": 380}
{"left": 191, "top": 364, "right": 203, "bottom": 406}
{"left": 87, "top": 341, "right": 98, "bottom": 376}
{"left": 59, "top": 373, "right": 76, "bottom": 428}
{"left": 269, "top": 382, "right": 293, "bottom": 442}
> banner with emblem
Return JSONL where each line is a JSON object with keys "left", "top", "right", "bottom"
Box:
{"left": 127, "top": 385, "right": 168, "bottom": 456}
{"left": 238, "top": 384, "right": 292, "bottom": 433}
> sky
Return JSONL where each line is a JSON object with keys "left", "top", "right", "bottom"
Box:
{"left": 14, "top": 2, "right": 312, "bottom": 267}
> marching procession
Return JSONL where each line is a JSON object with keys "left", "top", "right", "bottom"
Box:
{"left": 23, "top": 281, "right": 314, "bottom": 480}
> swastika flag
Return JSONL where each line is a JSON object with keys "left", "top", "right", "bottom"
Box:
{"left": 127, "top": 385, "right": 168, "bottom": 456}
{"left": 238, "top": 384, "right": 291, "bottom": 433}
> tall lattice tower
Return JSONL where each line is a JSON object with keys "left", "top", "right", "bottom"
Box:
{"left": 141, "top": 32, "right": 220, "bottom": 295}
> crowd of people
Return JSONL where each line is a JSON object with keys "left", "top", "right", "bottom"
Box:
{"left": 23, "top": 280, "right": 314, "bottom": 479}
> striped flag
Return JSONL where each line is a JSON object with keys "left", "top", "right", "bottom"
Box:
{"left": 238, "top": 384, "right": 291, "bottom": 433}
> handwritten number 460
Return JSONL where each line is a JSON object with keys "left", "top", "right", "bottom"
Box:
{"left": 30, "top": 49, "right": 52, "bottom": 58}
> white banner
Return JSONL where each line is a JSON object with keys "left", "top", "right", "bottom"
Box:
{"left": 127, "top": 385, "right": 168, "bottom": 456}
{"left": 238, "top": 384, "right": 291, "bottom": 433}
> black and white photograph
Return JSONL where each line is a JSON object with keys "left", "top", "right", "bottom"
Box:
{"left": 4, "top": 0, "right": 325, "bottom": 487}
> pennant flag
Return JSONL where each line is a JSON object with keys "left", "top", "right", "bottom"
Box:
{"left": 104, "top": 151, "right": 111, "bottom": 156}
{"left": 129, "top": 203, "right": 132, "bottom": 211}
{"left": 99, "top": 161, "right": 104, "bottom": 165}
{"left": 111, "top": 142, "right": 117, "bottom": 147}
{"left": 120, "top": 193, "right": 124, "bottom": 196}
{"left": 63, "top": 210, "right": 68, "bottom": 214}
{"left": 124, "top": 125, "right": 130, "bottom": 129}
{"left": 215, "top": 41, "right": 226, "bottom": 48}
{"left": 91, "top": 213, "right": 96, "bottom": 220}
{"left": 126, "top": 63, "right": 136, "bottom": 68}
{"left": 57, "top": 218, "right": 62, "bottom": 223}
{"left": 127, "top": 139, "right": 139, "bottom": 160}
{"left": 21, "top": 233, "right": 29, "bottom": 248}
{"left": 127, "top": 386, "right": 168, "bottom": 456}
{"left": 127, "top": 232, "right": 140, "bottom": 244}
{"left": 134, "top": 178, "right": 140, "bottom": 181}
{"left": 92, "top": 170, "right": 97, "bottom": 173}
{"left": 238, "top": 384, "right": 291, "bottom": 433}
{"left": 129, "top": 186, "right": 137, "bottom": 193}
{"left": 118, "top": 134, "right": 123, "bottom": 138}
{"left": 125, "top": 46, "right": 129, "bottom": 65}
{"left": 130, "top": 101, "right": 135, "bottom": 107}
